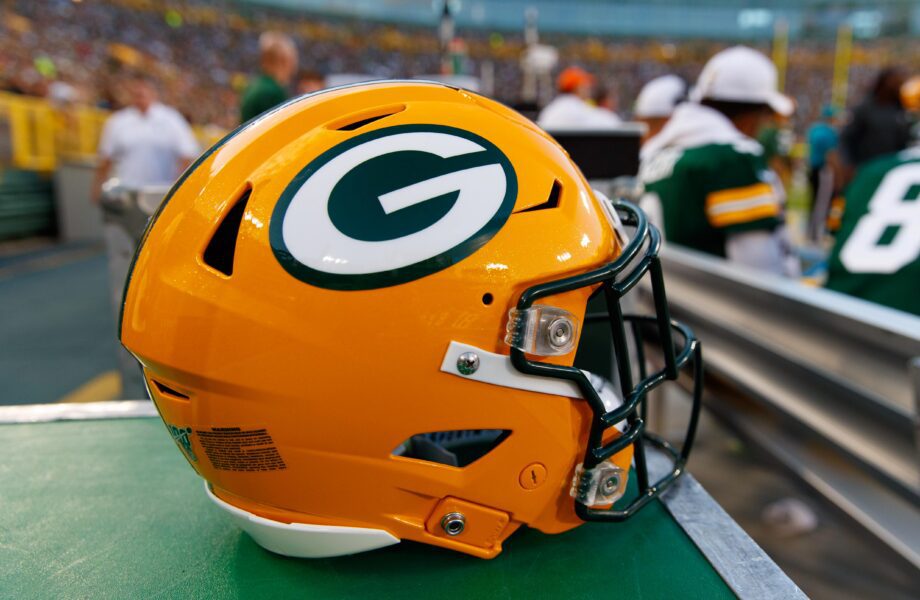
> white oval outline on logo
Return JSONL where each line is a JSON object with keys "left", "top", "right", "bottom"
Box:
{"left": 272, "top": 126, "right": 516, "bottom": 289}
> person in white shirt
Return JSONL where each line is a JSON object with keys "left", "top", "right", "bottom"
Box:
{"left": 92, "top": 74, "right": 199, "bottom": 399}
{"left": 538, "top": 66, "right": 621, "bottom": 130}
{"left": 634, "top": 75, "right": 686, "bottom": 144}
{"left": 93, "top": 74, "right": 199, "bottom": 201}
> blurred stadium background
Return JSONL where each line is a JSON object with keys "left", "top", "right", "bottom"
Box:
{"left": 1, "top": 1, "right": 919, "bottom": 598}
{"left": 1, "top": 0, "right": 919, "bottom": 179}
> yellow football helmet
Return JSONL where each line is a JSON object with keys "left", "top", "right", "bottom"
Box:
{"left": 121, "top": 81, "right": 701, "bottom": 559}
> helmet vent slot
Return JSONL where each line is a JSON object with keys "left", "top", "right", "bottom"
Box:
{"left": 332, "top": 105, "right": 406, "bottom": 131}
{"left": 514, "top": 180, "right": 561, "bottom": 213}
{"left": 151, "top": 380, "right": 190, "bottom": 400}
{"left": 392, "top": 429, "right": 511, "bottom": 467}
{"left": 202, "top": 187, "right": 251, "bottom": 276}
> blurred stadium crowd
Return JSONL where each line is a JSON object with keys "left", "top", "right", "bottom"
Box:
{"left": 2, "top": 0, "right": 918, "bottom": 130}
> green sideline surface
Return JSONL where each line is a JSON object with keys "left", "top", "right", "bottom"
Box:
{"left": 0, "top": 418, "right": 734, "bottom": 599}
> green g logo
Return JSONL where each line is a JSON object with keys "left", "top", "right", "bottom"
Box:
{"left": 270, "top": 124, "right": 517, "bottom": 290}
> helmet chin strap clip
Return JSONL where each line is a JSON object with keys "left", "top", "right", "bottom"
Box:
{"left": 570, "top": 462, "right": 627, "bottom": 509}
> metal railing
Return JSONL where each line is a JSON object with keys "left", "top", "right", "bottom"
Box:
{"left": 651, "top": 245, "right": 920, "bottom": 570}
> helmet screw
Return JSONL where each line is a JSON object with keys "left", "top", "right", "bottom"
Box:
{"left": 456, "top": 352, "right": 480, "bottom": 376}
{"left": 547, "top": 317, "right": 574, "bottom": 349}
{"left": 602, "top": 475, "right": 620, "bottom": 495}
{"left": 440, "top": 512, "right": 466, "bottom": 536}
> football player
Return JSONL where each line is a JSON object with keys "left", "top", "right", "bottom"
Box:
{"left": 639, "top": 47, "right": 798, "bottom": 276}
{"left": 824, "top": 76, "right": 920, "bottom": 315}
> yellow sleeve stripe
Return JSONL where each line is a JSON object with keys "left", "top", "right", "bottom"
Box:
{"left": 709, "top": 201, "right": 780, "bottom": 227}
{"left": 706, "top": 183, "right": 779, "bottom": 227}
{"left": 706, "top": 182, "right": 775, "bottom": 208}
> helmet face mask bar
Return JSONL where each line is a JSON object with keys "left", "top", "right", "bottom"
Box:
{"left": 509, "top": 199, "right": 703, "bottom": 521}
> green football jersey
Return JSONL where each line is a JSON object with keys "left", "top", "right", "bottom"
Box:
{"left": 826, "top": 148, "right": 920, "bottom": 315}
{"left": 642, "top": 142, "right": 782, "bottom": 257}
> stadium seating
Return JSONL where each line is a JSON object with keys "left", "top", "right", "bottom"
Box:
{"left": 2, "top": 0, "right": 916, "bottom": 140}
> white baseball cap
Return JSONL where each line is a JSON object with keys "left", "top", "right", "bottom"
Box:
{"left": 634, "top": 75, "right": 686, "bottom": 118}
{"left": 689, "top": 46, "right": 794, "bottom": 116}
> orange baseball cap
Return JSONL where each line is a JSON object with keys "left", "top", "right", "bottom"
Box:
{"left": 557, "top": 66, "right": 595, "bottom": 93}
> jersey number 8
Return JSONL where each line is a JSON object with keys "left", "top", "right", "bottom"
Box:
{"left": 840, "top": 163, "right": 920, "bottom": 274}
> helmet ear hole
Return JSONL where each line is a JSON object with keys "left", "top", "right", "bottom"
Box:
{"left": 482, "top": 293, "right": 494, "bottom": 305}
{"left": 393, "top": 430, "right": 511, "bottom": 468}
{"left": 202, "top": 186, "right": 251, "bottom": 276}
